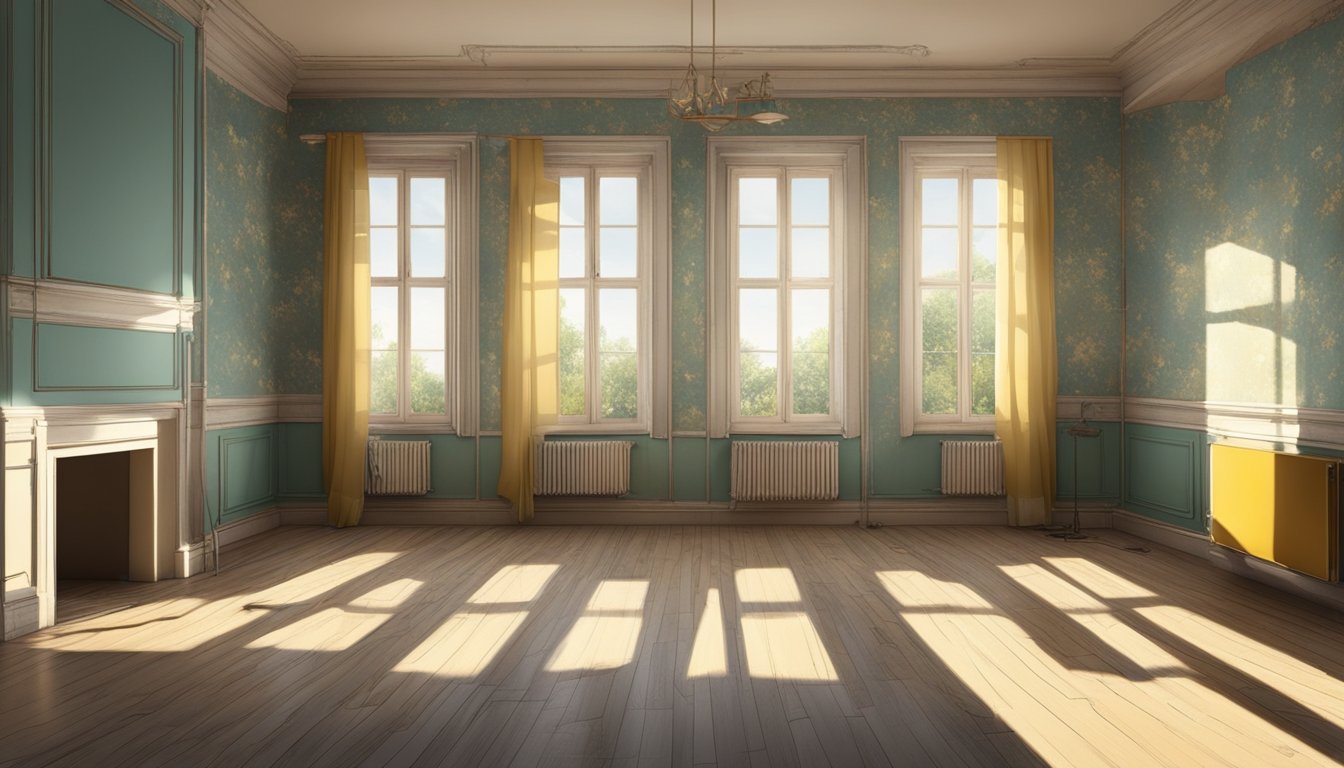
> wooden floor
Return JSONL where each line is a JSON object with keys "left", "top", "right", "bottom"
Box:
{"left": 2, "top": 525, "right": 1343, "bottom": 767}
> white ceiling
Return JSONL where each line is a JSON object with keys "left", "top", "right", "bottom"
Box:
{"left": 237, "top": 0, "right": 1187, "bottom": 70}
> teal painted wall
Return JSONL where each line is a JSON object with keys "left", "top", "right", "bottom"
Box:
{"left": 1122, "top": 16, "right": 1344, "bottom": 528}
{"left": 205, "top": 424, "right": 278, "bottom": 531}
{"left": 3, "top": 0, "right": 198, "bottom": 408}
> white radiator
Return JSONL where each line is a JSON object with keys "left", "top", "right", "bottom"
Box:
{"left": 940, "top": 440, "right": 1004, "bottom": 496}
{"left": 534, "top": 440, "right": 634, "bottom": 496}
{"left": 731, "top": 441, "right": 840, "bottom": 501}
{"left": 366, "top": 439, "right": 432, "bottom": 496}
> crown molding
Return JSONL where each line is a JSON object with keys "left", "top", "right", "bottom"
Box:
{"left": 202, "top": 0, "right": 297, "bottom": 110}
{"left": 1115, "top": 0, "right": 1344, "bottom": 113}
{"left": 157, "top": 0, "right": 206, "bottom": 25}
{"left": 288, "top": 62, "right": 1122, "bottom": 100}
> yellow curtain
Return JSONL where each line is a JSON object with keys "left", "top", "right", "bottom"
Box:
{"left": 322, "top": 133, "right": 371, "bottom": 528}
{"left": 497, "top": 138, "right": 560, "bottom": 522}
{"left": 996, "top": 137, "right": 1057, "bottom": 527}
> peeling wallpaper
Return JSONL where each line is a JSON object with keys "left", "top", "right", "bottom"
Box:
{"left": 1125, "top": 15, "right": 1344, "bottom": 409}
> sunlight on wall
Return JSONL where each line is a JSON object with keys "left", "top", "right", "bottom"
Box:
{"left": 687, "top": 588, "right": 727, "bottom": 678}
{"left": 545, "top": 579, "right": 649, "bottom": 672}
{"left": 1204, "top": 243, "right": 1297, "bottom": 405}
{"left": 396, "top": 564, "right": 559, "bottom": 677}
{"left": 735, "top": 568, "right": 838, "bottom": 681}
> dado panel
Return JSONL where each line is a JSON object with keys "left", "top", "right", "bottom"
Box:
{"left": 44, "top": 0, "right": 194, "bottom": 296}
{"left": 1124, "top": 423, "right": 1205, "bottom": 532}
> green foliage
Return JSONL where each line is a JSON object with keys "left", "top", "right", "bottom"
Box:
{"left": 738, "top": 326, "right": 831, "bottom": 418}
{"left": 559, "top": 305, "right": 586, "bottom": 416}
{"left": 370, "top": 318, "right": 447, "bottom": 416}
{"left": 559, "top": 294, "right": 640, "bottom": 420}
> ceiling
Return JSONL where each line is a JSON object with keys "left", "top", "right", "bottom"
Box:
{"left": 236, "top": 0, "right": 1187, "bottom": 70}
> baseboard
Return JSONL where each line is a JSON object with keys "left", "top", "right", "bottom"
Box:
{"left": 176, "top": 540, "right": 207, "bottom": 578}
{"left": 1113, "top": 508, "right": 1344, "bottom": 611}
{"left": 1111, "top": 509, "right": 1209, "bottom": 557}
{"left": 2, "top": 589, "right": 40, "bottom": 642}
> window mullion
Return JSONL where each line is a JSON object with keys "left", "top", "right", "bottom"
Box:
{"left": 778, "top": 171, "right": 790, "bottom": 423}
{"left": 399, "top": 172, "right": 411, "bottom": 422}
{"left": 587, "top": 170, "right": 601, "bottom": 423}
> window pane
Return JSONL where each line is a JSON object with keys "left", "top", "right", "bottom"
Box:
{"left": 599, "top": 289, "right": 639, "bottom": 420}
{"left": 971, "top": 226, "right": 997, "bottom": 283}
{"left": 921, "top": 353, "right": 957, "bottom": 415}
{"left": 921, "top": 288, "right": 957, "bottom": 353}
{"left": 410, "top": 227, "right": 446, "bottom": 278}
{"left": 790, "top": 177, "right": 829, "bottom": 226}
{"left": 599, "top": 226, "right": 637, "bottom": 278}
{"left": 738, "top": 227, "right": 778, "bottom": 279}
{"left": 370, "top": 177, "right": 397, "bottom": 226}
{"left": 792, "top": 289, "right": 830, "bottom": 416}
{"left": 410, "top": 177, "right": 445, "bottom": 225}
{"left": 971, "top": 353, "right": 995, "bottom": 417}
{"left": 370, "top": 351, "right": 398, "bottom": 415}
{"left": 921, "top": 177, "right": 957, "bottom": 226}
{"left": 738, "top": 177, "right": 777, "bottom": 225}
{"left": 410, "top": 287, "right": 445, "bottom": 350}
{"left": 739, "top": 352, "right": 778, "bottom": 418}
{"left": 370, "top": 286, "right": 399, "bottom": 348}
{"left": 559, "top": 176, "right": 584, "bottom": 226}
{"left": 410, "top": 351, "right": 447, "bottom": 415}
{"left": 971, "top": 289, "right": 995, "bottom": 416}
{"left": 972, "top": 178, "right": 998, "bottom": 226}
{"left": 738, "top": 288, "right": 778, "bottom": 353}
{"left": 791, "top": 227, "right": 829, "bottom": 278}
{"left": 558, "top": 288, "right": 586, "bottom": 417}
{"left": 921, "top": 288, "right": 957, "bottom": 416}
{"left": 921, "top": 228, "right": 958, "bottom": 280}
{"left": 371, "top": 227, "right": 398, "bottom": 278}
{"left": 971, "top": 289, "right": 995, "bottom": 355}
{"left": 559, "top": 227, "right": 585, "bottom": 279}
{"left": 599, "top": 177, "right": 638, "bottom": 226}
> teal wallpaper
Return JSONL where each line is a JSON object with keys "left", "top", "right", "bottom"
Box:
{"left": 205, "top": 72, "right": 302, "bottom": 397}
{"left": 1125, "top": 15, "right": 1344, "bottom": 410}
{"left": 283, "top": 96, "right": 1125, "bottom": 445}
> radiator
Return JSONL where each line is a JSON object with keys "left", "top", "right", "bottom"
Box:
{"left": 534, "top": 440, "right": 634, "bottom": 496}
{"left": 1211, "top": 443, "right": 1339, "bottom": 581}
{"left": 940, "top": 440, "right": 1004, "bottom": 496}
{"left": 731, "top": 441, "right": 839, "bottom": 501}
{"left": 366, "top": 439, "right": 432, "bottom": 496}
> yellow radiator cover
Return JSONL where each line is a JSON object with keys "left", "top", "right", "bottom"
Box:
{"left": 1210, "top": 443, "right": 1340, "bottom": 582}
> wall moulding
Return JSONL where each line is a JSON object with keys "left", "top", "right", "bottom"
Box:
{"left": 1124, "top": 396, "right": 1344, "bottom": 452}
{"left": 4, "top": 276, "right": 197, "bottom": 333}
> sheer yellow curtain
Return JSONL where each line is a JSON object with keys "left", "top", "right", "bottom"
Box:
{"left": 322, "top": 133, "right": 371, "bottom": 528}
{"left": 498, "top": 138, "right": 560, "bottom": 522}
{"left": 996, "top": 137, "right": 1057, "bottom": 527}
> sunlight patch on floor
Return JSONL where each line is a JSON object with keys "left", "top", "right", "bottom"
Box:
{"left": 687, "top": 588, "right": 727, "bottom": 678}
{"left": 1041, "top": 557, "right": 1156, "bottom": 600}
{"left": 246, "top": 607, "right": 390, "bottom": 652}
{"left": 545, "top": 579, "right": 649, "bottom": 672}
{"left": 395, "top": 564, "right": 559, "bottom": 677}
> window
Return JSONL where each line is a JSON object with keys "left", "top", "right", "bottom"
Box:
{"left": 366, "top": 136, "right": 477, "bottom": 434}
{"left": 899, "top": 138, "right": 998, "bottom": 435}
{"left": 708, "top": 138, "right": 865, "bottom": 436}
{"left": 545, "top": 138, "right": 671, "bottom": 436}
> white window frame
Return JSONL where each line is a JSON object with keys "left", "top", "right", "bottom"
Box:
{"left": 543, "top": 137, "right": 671, "bottom": 437}
{"left": 707, "top": 137, "right": 866, "bottom": 437}
{"left": 365, "top": 134, "right": 478, "bottom": 435}
{"left": 898, "top": 137, "right": 997, "bottom": 437}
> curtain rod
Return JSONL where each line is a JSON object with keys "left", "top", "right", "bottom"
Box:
{"left": 299, "top": 132, "right": 522, "bottom": 145}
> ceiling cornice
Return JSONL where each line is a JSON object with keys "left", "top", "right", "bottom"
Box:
{"left": 201, "top": 0, "right": 297, "bottom": 111}
{"left": 157, "top": 0, "right": 206, "bottom": 25}
{"left": 1115, "top": 0, "right": 1344, "bottom": 112}
{"left": 287, "top": 61, "right": 1123, "bottom": 101}
{"left": 197, "top": 0, "right": 1343, "bottom": 111}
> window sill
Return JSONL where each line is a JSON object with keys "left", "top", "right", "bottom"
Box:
{"left": 542, "top": 423, "right": 651, "bottom": 437}
{"left": 370, "top": 423, "right": 456, "bottom": 436}
{"left": 729, "top": 422, "right": 845, "bottom": 436}
{"left": 909, "top": 421, "right": 996, "bottom": 437}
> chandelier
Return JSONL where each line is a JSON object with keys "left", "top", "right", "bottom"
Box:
{"left": 667, "top": 0, "right": 788, "bottom": 131}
